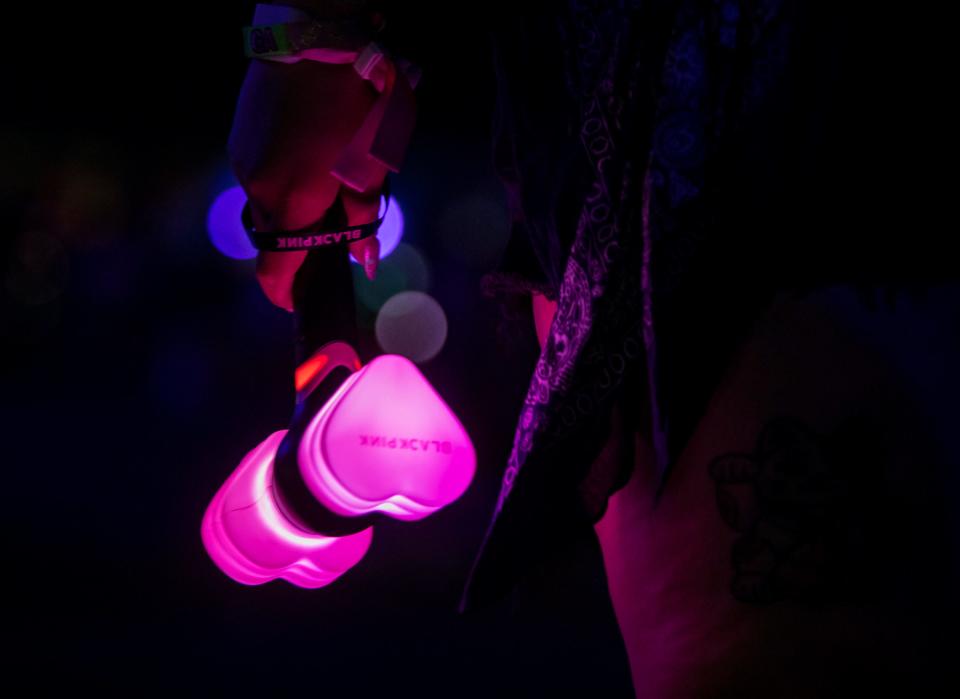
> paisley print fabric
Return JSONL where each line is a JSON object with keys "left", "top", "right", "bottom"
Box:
{"left": 460, "top": 0, "right": 818, "bottom": 613}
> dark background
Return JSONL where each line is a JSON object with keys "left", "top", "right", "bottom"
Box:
{"left": 1, "top": 3, "right": 633, "bottom": 695}
{"left": 4, "top": 3, "right": 958, "bottom": 696}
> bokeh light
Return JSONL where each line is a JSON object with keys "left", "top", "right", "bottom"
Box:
{"left": 4, "top": 230, "right": 69, "bottom": 306}
{"left": 375, "top": 291, "right": 448, "bottom": 363}
{"left": 349, "top": 194, "right": 404, "bottom": 264}
{"left": 42, "top": 140, "right": 127, "bottom": 248}
{"left": 208, "top": 190, "right": 403, "bottom": 263}
{"left": 353, "top": 242, "right": 431, "bottom": 313}
{"left": 206, "top": 186, "right": 257, "bottom": 260}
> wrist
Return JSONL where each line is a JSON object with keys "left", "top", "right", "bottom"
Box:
{"left": 270, "top": 1, "right": 384, "bottom": 30}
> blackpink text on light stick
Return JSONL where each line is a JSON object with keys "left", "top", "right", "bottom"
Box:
{"left": 299, "top": 354, "right": 476, "bottom": 520}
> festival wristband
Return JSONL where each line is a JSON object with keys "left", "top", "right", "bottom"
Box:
{"left": 243, "top": 18, "right": 375, "bottom": 58}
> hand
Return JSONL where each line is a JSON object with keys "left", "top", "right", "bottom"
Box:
{"left": 227, "top": 57, "right": 387, "bottom": 312}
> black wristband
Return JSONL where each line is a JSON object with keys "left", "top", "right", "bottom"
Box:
{"left": 242, "top": 176, "right": 391, "bottom": 252}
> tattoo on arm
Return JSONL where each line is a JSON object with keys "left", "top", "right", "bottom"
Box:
{"left": 709, "top": 415, "right": 884, "bottom": 605}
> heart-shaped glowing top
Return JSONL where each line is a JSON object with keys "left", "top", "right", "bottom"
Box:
{"left": 298, "top": 354, "right": 476, "bottom": 520}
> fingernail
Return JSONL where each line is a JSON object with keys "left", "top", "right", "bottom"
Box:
{"left": 364, "top": 247, "right": 378, "bottom": 281}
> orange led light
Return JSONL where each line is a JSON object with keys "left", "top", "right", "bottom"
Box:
{"left": 295, "top": 354, "right": 329, "bottom": 392}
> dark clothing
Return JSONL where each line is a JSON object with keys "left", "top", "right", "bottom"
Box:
{"left": 458, "top": 0, "right": 940, "bottom": 614}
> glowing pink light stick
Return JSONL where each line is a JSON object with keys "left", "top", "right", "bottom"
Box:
{"left": 203, "top": 2, "right": 452, "bottom": 587}
{"left": 299, "top": 354, "right": 476, "bottom": 520}
{"left": 201, "top": 343, "right": 476, "bottom": 588}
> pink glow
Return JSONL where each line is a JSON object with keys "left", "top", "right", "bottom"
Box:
{"left": 202, "top": 344, "right": 476, "bottom": 589}
{"left": 298, "top": 354, "right": 476, "bottom": 520}
{"left": 201, "top": 430, "right": 373, "bottom": 588}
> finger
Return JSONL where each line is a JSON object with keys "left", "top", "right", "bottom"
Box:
{"left": 246, "top": 198, "right": 302, "bottom": 312}
{"left": 256, "top": 250, "right": 308, "bottom": 312}
{"left": 248, "top": 180, "right": 340, "bottom": 311}
{"left": 349, "top": 236, "right": 381, "bottom": 281}
{"left": 340, "top": 174, "right": 387, "bottom": 281}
